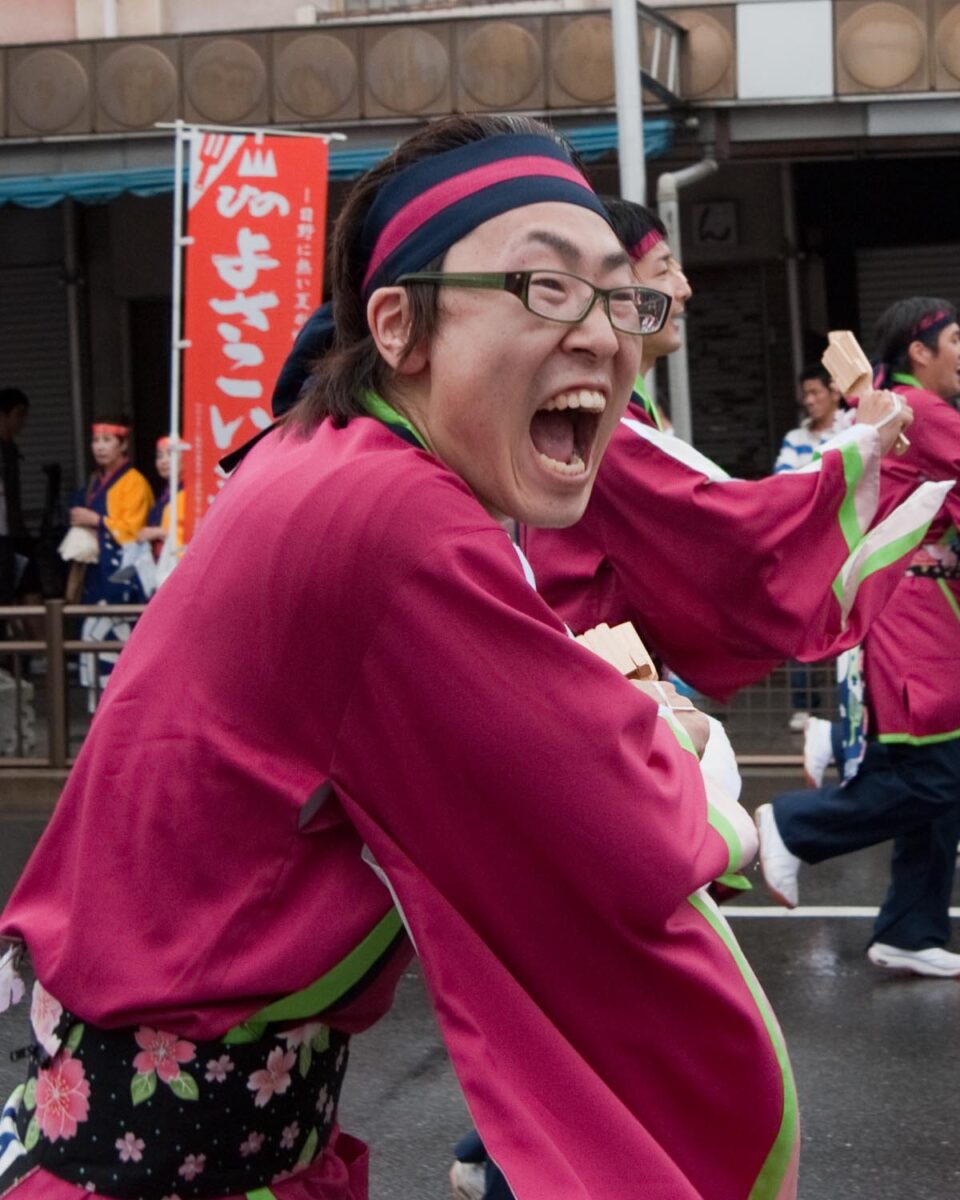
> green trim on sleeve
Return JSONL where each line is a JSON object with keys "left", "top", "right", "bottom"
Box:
{"left": 706, "top": 804, "right": 744, "bottom": 873}
{"left": 713, "top": 872, "right": 753, "bottom": 892}
{"left": 688, "top": 892, "right": 799, "bottom": 1200}
{"left": 847, "top": 525, "right": 935, "bottom": 591}
{"left": 938, "top": 578, "right": 960, "bottom": 625}
{"left": 658, "top": 709, "right": 698, "bottom": 756}
{"left": 246, "top": 1189, "right": 276, "bottom": 1200}
{"left": 223, "top": 908, "right": 405, "bottom": 1044}
{"left": 830, "top": 438, "right": 866, "bottom": 555}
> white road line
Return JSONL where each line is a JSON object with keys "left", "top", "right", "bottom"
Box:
{"left": 726, "top": 905, "right": 960, "bottom": 918}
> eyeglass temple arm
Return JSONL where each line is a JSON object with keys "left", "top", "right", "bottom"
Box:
{"left": 396, "top": 271, "right": 514, "bottom": 291}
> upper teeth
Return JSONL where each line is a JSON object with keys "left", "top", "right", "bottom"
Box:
{"left": 541, "top": 390, "right": 605, "bottom": 413}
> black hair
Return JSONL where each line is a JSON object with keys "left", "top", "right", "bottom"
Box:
{"left": 798, "top": 364, "right": 832, "bottom": 387}
{"left": 93, "top": 412, "right": 133, "bottom": 432}
{"left": 600, "top": 196, "right": 666, "bottom": 256}
{"left": 874, "top": 296, "right": 958, "bottom": 376}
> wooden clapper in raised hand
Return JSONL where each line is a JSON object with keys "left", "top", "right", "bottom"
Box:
{"left": 822, "top": 329, "right": 910, "bottom": 452}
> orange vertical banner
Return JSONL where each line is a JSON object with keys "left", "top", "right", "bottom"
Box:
{"left": 180, "top": 130, "right": 329, "bottom": 542}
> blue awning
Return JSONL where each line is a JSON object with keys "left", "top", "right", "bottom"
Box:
{"left": 0, "top": 119, "right": 674, "bottom": 209}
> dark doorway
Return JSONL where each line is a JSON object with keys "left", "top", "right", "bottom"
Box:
{"left": 127, "top": 298, "right": 172, "bottom": 488}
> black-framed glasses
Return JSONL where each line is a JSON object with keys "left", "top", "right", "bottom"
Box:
{"left": 394, "top": 270, "right": 671, "bottom": 337}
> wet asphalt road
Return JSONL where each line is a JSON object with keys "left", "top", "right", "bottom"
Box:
{"left": 2, "top": 774, "right": 960, "bottom": 1200}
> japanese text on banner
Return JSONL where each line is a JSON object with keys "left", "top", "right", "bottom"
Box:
{"left": 181, "top": 131, "right": 329, "bottom": 541}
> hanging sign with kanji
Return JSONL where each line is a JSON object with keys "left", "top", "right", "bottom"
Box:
{"left": 180, "top": 130, "right": 328, "bottom": 541}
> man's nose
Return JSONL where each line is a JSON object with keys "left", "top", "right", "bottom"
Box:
{"left": 566, "top": 298, "right": 622, "bottom": 358}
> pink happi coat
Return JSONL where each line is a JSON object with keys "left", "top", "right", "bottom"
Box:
{"left": 858, "top": 384, "right": 960, "bottom": 742}
{"left": 1, "top": 417, "right": 796, "bottom": 1200}
{"left": 524, "top": 396, "right": 948, "bottom": 700}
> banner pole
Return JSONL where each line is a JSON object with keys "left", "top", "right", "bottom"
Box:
{"left": 167, "top": 119, "right": 188, "bottom": 556}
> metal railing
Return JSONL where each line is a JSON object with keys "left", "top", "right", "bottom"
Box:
{"left": 0, "top": 601, "right": 146, "bottom": 770}
{"left": 696, "top": 660, "right": 839, "bottom": 769}
{"left": 1, "top": 600, "right": 836, "bottom": 777}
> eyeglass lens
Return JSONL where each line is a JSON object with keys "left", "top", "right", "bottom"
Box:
{"left": 525, "top": 272, "right": 664, "bottom": 334}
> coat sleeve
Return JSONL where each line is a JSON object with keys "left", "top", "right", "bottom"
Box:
{"left": 529, "top": 419, "right": 945, "bottom": 698}
{"left": 334, "top": 525, "right": 726, "bottom": 936}
{"left": 329, "top": 525, "right": 792, "bottom": 1200}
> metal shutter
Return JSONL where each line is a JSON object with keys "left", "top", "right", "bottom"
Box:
{"left": 683, "top": 260, "right": 797, "bottom": 479}
{"left": 857, "top": 244, "right": 960, "bottom": 347}
{"left": 0, "top": 264, "right": 76, "bottom": 524}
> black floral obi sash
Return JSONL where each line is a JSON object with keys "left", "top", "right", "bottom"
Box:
{"left": 906, "top": 563, "right": 960, "bottom": 580}
{"left": 2, "top": 986, "right": 349, "bottom": 1200}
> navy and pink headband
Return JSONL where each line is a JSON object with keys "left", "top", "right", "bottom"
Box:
{"left": 912, "top": 310, "right": 954, "bottom": 342}
{"left": 359, "top": 133, "right": 610, "bottom": 298}
{"left": 627, "top": 229, "right": 665, "bottom": 262}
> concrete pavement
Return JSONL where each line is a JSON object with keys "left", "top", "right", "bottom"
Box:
{"left": 2, "top": 773, "right": 960, "bottom": 1199}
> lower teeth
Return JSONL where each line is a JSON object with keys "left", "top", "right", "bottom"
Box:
{"left": 539, "top": 451, "right": 585, "bottom": 475}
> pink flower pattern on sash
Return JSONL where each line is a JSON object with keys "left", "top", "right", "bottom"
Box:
{"left": 247, "top": 1047, "right": 295, "bottom": 1108}
{"left": 12, "top": 989, "right": 347, "bottom": 1192}
{"left": 30, "top": 981, "right": 64, "bottom": 1057}
{"left": 240, "top": 1131, "right": 264, "bottom": 1157}
{"left": 116, "top": 1132, "right": 145, "bottom": 1162}
{"left": 133, "top": 1028, "right": 196, "bottom": 1083}
{"left": 177, "top": 1153, "right": 206, "bottom": 1181}
{"left": 204, "top": 1054, "right": 234, "bottom": 1083}
{"left": 278, "top": 1021, "right": 325, "bottom": 1049}
{"left": 35, "top": 1051, "right": 91, "bottom": 1142}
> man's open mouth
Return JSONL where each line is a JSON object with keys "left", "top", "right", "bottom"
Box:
{"left": 529, "top": 390, "right": 605, "bottom": 476}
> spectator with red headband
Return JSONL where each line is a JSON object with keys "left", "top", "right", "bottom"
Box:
{"left": 69, "top": 415, "right": 153, "bottom": 706}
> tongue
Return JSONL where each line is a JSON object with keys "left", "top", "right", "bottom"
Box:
{"left": 530, "top": 410, "right": 575, "bottom": 464}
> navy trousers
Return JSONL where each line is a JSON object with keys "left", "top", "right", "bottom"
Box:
{"left": 773, "top": 738, "right": 960, "bottom": 949}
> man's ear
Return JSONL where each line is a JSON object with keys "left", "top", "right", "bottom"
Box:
{"left": 908, "top": 338, "right": 932, "bottom": 371}
{"left": 367, "top": 288, "right": 428, "bottom": 375}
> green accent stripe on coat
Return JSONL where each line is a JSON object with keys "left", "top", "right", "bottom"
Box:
{"left": 223, "top": 908, "right": 404, "bottom": 1044}
{"left": 688, "top": 891, "right": 799, "bottom": 1200}
{"left": 833, "top": 438, "right": 866, "bottom": 556}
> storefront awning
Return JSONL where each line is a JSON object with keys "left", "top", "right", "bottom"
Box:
{"left": 0, "top": 119, "right": 674, "bottom": 209}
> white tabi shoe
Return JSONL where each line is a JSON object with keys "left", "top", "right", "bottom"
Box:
{"left": 449, "top": 1160, "right": 486, "bottom": 1200}
{"left": 755, "top": 804, "right": 800, "bottom": 909}
{"left": 866, "top": 943, "right": 960, "bottom": 978}
{"left": 803, "top": 716, "right": 835, "bottom": 788}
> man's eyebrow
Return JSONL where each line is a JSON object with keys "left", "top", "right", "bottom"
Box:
{"left": 521, "top": 229, "right": 630, "bottom": 274}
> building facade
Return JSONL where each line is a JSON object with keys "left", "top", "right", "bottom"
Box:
{"left": 0, "top": 0, "right": 957, "bottom": 513}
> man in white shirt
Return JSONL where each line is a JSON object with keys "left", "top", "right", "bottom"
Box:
{"left": 774, "top": 364, "right": 851, "bottom": 474}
